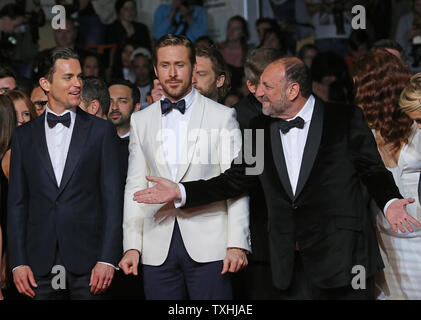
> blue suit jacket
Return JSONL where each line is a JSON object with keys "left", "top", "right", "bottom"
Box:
{"left": 7, "top": 108, "right": 123, "bottom": 276}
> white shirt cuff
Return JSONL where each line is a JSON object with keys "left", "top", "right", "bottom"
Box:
{"left": 174, "top": 183, "right": 186, "bottom": 208}
{"left": 12, "top": 265, "right": 24, "bottom": 272}
{"left": 98, "top": 261, "right": 119, "bottom": 270}
{"left": 384, "top": 198, "right": 399, "bottom": 215}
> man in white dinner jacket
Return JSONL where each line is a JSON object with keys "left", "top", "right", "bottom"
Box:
{"left": 118, "top": 34, "right": 251, "bottom": 300}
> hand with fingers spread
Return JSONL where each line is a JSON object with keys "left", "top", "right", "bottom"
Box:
{"left": 385, "top": 198, "right": 421, "bottom": 233}
{"left": 133, "top": 176, "right": 181, "bottom": 204}
{"left": 118, "top": 250, "right": 140, "bottom": 276}
{"left": 221, "top": 248, "right": 248, "bottom": 275}
{"left": 89, "top": 263, "right": 115, "bottom": 295}
{"left": 13, "top": 265, "right": 38, "bottom": 298}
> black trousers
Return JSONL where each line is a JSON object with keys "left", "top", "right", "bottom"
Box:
{"left": 276, "top": 252, "right": 375, "bottom": 300}
{"left": 33, "top": 247, "right": 108, "bottom": 300}
{"left": 232, "top": 260, "right": 280, "bottom": 300}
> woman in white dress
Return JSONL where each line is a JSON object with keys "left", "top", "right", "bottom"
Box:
{"left": 354, "top": 49, "right": 421, "bottom": 299}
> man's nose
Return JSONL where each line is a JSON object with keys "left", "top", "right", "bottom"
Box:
{"left": 110, "top": 100, "right": 118, "bottom": 110}
{"left": 169, "top": 65, "right": 177, "bottom": 78}
{"left": 73, "top": 76, "right": 82, "bottom": 87}
{"left": 255, "top": 82, "right": 264, "bottom": 98}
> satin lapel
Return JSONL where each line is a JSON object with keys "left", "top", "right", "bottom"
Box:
{"left": 294, "top": 99, "right": 324, "bottom": 200}
{"left": 176, "top": 91, "right": 204, "bottom": 182}
{"left": 270, "top": 121, "right": 294, "bottom": 200}
{"left": 34, "top": 113, "right": 58, "bottom": 188}
{"left": 57, "top": 108, "right": 91, "bottom": 195}
{"left": 149, "top": 103, "right": 173, "bottom": 180}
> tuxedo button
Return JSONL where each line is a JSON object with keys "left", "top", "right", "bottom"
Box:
{"left": 292, "top": 205, "right": 299, "bottom": 210}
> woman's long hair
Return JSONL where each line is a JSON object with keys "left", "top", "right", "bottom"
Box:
{"left": 354, "top": 49, "right": 412, "bottom": 152}
{"left": 0, "top": 95, "right": 17, "bottom": 159}
{"left": 5, "top": 89, "right": 38, "bottom": 120}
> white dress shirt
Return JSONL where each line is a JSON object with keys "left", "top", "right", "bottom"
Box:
{"left": 281, "top": 95, "right": 314, "bottom": 195}
{"left": 161, "top": 87, "right": 195, "bottom": 181}
{"left": 45, "top": 105, "right": 76, "bottom": 187}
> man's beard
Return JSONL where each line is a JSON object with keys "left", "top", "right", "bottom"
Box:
{"left": 194, "top": 82, "right": 219, "bottom": 102}
{"left": 162, "top": 78, "right": 192, "bottom": 101}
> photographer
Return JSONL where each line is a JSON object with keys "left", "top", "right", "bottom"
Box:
{"left": 307, "top": 0, "right": 353, "bottom": 56}
{"left": 0, "top": 3, "right": 25, "bottom": 66}
{"left": 396, "top": 0, "right": 421, "bottom": 73}
{"left": 153, "top": 0, "right": 208, "bottom": 43}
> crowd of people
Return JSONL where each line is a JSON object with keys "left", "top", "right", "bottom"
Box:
{"left": 1, "top": 0, "right": 421, "bottom": 300}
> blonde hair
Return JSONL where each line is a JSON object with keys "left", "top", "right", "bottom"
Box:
{"left": 400, "top": 72, "right": 421, "bottom": 114}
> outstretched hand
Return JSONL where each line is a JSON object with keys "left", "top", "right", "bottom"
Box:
{"left": 385, "top": 198, "right": 421, "bottom": 233}
{"left": 133, "top": 176, "right": 181, "bottom": 204}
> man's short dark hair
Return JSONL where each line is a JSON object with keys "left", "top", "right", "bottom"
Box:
{"left": 0, "top": 63, "right": 16, "bottom": 80}
{"left": 195, "top": 45, "right": 231, "bottom": 100}
{"left": 44, "top": 47, "right": 79, "bottom": 82}
{"left": 244, "top": 48, "right": 283, "bottom": 86}
{"left": 284, "top": 59, "right": 312, "bottom": 99}
{"left": 108, "top": 79, "right": 140, "bottom": 106}
{"left": 81, "top": 76, "right": 110, "bottom": 116}
{"left": 0, "top": 3, "right": 24, "bottom": 19}
{"left": 153, "top": 34, "right": 196, "bottom": 67}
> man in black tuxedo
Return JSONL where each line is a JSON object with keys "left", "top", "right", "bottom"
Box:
{"left": 7, "top": 47, "right": 123, "bottom": 300}
{"left": 133, "top": 57, "right": 420, "bottom": 299}
{"left": 106, "top": 79, "right": 144, "bottom": 300}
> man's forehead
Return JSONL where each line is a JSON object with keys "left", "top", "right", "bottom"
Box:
{"left": 0, "top": 76, "right": 16, "bottom": 86}
{"left": 157, "top": 45, "right": 190, "bottom": 60}
{"left": 54, "top": 58, "right": 81, "bottom": 71}
{"left": 262, "top": 63, "right": 284, "bottom": 81}
{"left": 109, "top": 85, "right": 131, "bottom": 96}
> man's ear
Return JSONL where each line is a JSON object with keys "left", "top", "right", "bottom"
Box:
{"left": 153, "top": 65, "right": 158, "bottom": 78}
{"left": 216, "top": 74, "right": 225, "bottom": 89}
{"left": 90, "top": 99, "right": 101, "bottom": 115}
{"left": 134, "top": 102, "right": 141, "bottom": 113}
{"left": 246, "top": 80, "right": 256, "bottom": 94}
{"left": 288, "top": 83, "right": 300, "bottom": 101}
{"left": 39, "top": 77, "right": 50, "bottom": 93}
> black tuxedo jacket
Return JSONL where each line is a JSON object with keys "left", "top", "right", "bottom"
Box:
{"left": 7, "top": 108, "right": 123, "bottom": 276}
{"left": 233, "top": 94, "right": 270, "bottom": 262}
{"left": 183, "top": 98, "right": 402, "bottom": 290}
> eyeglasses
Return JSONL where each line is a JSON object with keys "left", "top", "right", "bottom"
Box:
{"left": 33, "top": 100, "right": 48, "bottom": 111}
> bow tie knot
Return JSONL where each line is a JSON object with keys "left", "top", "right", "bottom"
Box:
{"left": 277, "top": 116, "right": 305, "bottom": 134}
{"left": 47, "top": 112, "right": 71, "bottom": 128}
{"left": 161, "top": 98, "right": 186, "bottom": 115}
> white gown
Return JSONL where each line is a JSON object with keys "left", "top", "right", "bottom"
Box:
{"left": 374, "top": 125, "right": 421, "bottom": 299}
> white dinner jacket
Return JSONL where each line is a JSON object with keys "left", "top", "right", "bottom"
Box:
{"left": 123, "top": 90, "right": 251, "bottom": 266}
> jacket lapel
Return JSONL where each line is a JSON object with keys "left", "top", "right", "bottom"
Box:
{"left": 149, "top": 102, "right": 173, "bottom": 180}
{"left": 34, "top": 113, "right": 58, "bottom": 188}
{"left": 176, "top": 91, "right": 204, "bottom": 182}
{"left": 57, "top": 108, "right": 91, "bottom": 195}
{"left": 294, "top": 98, "right": 324, "bottom": 199}
{"left": 270, "top": 120, "right": 294, "bottom": 200}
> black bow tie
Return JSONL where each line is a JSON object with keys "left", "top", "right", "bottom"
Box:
{"left": 47, "top": 112, "right": 71, "bottom": 128}
{"left": 277, "top": 116, "right": 305, "bottom": 134}
{"left": 161, "top": 98, "right": 186, "bottom": 115}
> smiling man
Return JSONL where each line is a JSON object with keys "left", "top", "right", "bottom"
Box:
{"left": 7, "top": 47, "right": 123, "bottom": 300}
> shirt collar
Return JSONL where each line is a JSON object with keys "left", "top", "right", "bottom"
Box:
{"left": 291, "top": 94, "right": 315, "bottom": 123}
{"left": 161, "top": 87, "right": 196, "bottom": 112}
{"left": 120, "top": 131, "right": 130, "bottom": 139}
